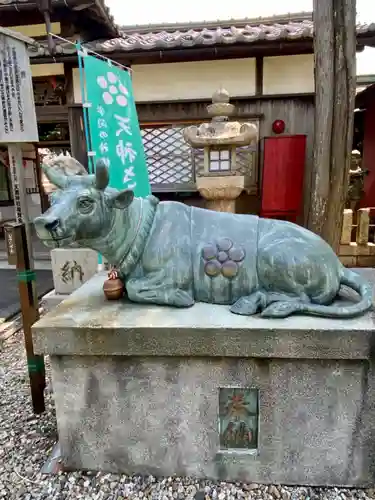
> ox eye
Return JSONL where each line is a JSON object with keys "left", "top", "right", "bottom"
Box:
{"left": 77, "top": 197, "right": 94, "bottom": 213}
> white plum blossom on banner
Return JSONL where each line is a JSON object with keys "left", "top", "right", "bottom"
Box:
{"left": 96, "top": 72, "right": 129, "bottom": 107}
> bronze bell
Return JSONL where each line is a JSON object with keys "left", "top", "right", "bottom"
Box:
{"left": 103, "top": 268, "right": 124, "bottom": 300}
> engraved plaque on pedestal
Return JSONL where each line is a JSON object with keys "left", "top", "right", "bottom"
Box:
{"left": 219, "top": 387, "right": 259, "bottom": 451}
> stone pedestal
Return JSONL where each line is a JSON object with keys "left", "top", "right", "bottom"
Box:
{"left": 40, "top": 289, "right": 66, "bottom": 313}
{"left": 197, "top": 176, "right": 244, "bottom": 213}
{"left": 33, "top": 273, "right": 375, "bottom": 486}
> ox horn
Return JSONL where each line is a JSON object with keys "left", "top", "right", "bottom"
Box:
{"left": 41, "top": 164, "right": 68, "bottom": 189}
{"left": 95, "top": 159, "right": 109, "bottom": 190}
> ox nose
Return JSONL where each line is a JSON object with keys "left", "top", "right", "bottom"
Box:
{"left": 44, "top": 219, "right": 60, "bottom": 232}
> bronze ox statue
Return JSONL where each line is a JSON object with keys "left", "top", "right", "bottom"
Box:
{"left": 34, "top": 160, "right": 373, "bottom": 319}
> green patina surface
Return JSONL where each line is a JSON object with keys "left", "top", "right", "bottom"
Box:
{"left": 33, "top": 160, "right": 373, "bottom": 319}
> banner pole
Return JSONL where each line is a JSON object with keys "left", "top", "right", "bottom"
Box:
{"left": 75, "top": 48, "right": 151, "bottom": 271}
{"left": 76, "top": 42, "right": 103, "bottom": 269}
{"left": 76, "top": 41, "right": 94, "bottom": 174}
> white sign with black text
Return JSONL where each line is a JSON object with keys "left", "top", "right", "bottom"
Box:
{"left": 0, "top": 30, "right": 38, "bottom": 143}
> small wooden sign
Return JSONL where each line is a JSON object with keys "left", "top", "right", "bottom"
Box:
{"left": 4, "top": 221, "right": 18, "bottom": 265}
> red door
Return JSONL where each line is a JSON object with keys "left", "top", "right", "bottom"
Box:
{"left": 260, "top": 135, "right": 307, "bottom": 222}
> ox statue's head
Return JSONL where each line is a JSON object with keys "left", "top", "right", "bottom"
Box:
{"left": 34, "top": 160, "right": 134, "bottom": 249}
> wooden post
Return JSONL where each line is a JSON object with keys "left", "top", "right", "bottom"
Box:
{"left": 68, "top": 105, "right": 88, "bottom": 171}
{"left": 356, "top": 208, "right": 370, "bottom": 245}
{"left": 4, "top": 222, "right": 45, "bottom": 414}
{"left": 307, "top": 0, "right": 356, "bottom": 253}
{"left": 341, "top": 209, "right": 353, "bottom": 244}
{"left": 8, "top": 144, "right": 33, "bottom": 258}
{"left": 35, "top": 145, "right": 50, "bottom": 213}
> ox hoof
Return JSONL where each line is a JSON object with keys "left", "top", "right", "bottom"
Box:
{"left": 230, "top": 292, "right": 266, "bottom": 316}
{"left": 131, "top": 289, "right": 194, "bottom": 308}
{"left": 172, "top": 290, "right": 195, "bottom": 308}
{"left": 260, "top": 301, "right": 303, "bottom": 318}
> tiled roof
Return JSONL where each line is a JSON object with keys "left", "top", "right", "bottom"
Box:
{"left": 0, "top": 25, "right": 36, "bottom": 45}
{"left": 356, "top": 85, "right": 369, "bottom": 95}
{"left": 356, "top": 82, "right": 375, "bottom": 107}
{"left": 112, "top": 20, "right": 315, "bottom": 52}
{"left": 118, "top": 12, "right": 313, "bottom": 33}
{"left": 27, "top": 17, "right": 375, "bottom": 58}
{"left": 101, "top": 20, "right": 375, "bottom": 52}
{"left": 0, "top": 0, "right": 57, "bottom": 3}
{"left": 0, "top": 0, "right": 118, "bottom": 36}
{"left": 85, "top": 0, "right": 118, "bottom": 35}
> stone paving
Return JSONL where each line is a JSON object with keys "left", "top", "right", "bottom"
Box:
{"left": 0, "top": 269, "right": 53, "bottom": 321}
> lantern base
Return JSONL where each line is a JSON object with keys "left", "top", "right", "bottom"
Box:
{"left": 197, "top": 175, "right": 245, "bottom": 213}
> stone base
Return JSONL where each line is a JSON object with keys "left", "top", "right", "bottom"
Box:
{"left": 40, "top": 442, "right": 63, "bottom": 474}
{"left": 32, "top": 273, "right": 375, "bottom": 487}
{"left": 197, "top": 175, "right": 244, "bottom": 213}
{"left": 41, "top": 289, "right": 68, "bottom": 313}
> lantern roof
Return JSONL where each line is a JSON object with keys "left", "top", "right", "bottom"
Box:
{"left": 183, "top": 88, "right": 258, "bottom": 148}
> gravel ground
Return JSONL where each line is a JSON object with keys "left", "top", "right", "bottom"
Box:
{"left": 1, "top": 331, "right": 375, "bottom": 500}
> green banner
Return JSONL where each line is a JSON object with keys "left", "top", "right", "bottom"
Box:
{"left": 82, "top": 53, "right": 150, "bottom": 197}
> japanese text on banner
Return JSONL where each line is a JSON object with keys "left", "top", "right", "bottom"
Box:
{"left": 83, "top": 54, "right": 150, "bottom": 197}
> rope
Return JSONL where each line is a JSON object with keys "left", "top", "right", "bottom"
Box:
{"left": 49, "top": 33, "right": 132, "bottom": 72}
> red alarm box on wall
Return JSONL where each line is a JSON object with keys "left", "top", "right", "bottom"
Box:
{"left": 260, "top": 135, "right": 307, "bottom": 223}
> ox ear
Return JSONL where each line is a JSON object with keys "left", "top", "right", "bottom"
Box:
{"left": 109, "top": 189, "right": 134, "bottom": 209}
{"left": 41, "top": 164, "right": 68, "bottom": 189}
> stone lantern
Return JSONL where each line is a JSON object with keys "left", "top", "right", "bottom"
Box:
{"left": 183, "top": 88, "right": 258, "bottom": 212}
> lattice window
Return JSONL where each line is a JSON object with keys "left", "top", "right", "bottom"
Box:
{"left": 141, "top": 125, "right": 196, "bottom": 192}
{"left": 238, "top": 146, "right": 257, "bottom": 174}
{"left": 142, "top": 120, "right": 259, "bottom": 193}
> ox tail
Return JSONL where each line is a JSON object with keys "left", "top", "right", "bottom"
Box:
{"left": 300, "top": 268, "right": 373, "bottom": 318}
{"left": 260, "top": 268, "right": 373, "bottom": 319}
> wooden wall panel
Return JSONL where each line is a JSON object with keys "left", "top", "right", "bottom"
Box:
{"left": 263, "top": 55, "right": 314, "bottom": 94}
{"left": 67, "top": 106, "right": 88, "bottom": 170}
{"left": 137, "top": 95, "right": 315, "bottom": 222}
{"left": 132, "top": 59, "right": 256, "bottom": 102}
